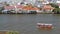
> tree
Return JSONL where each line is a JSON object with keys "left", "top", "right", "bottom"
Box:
{"left": 0, "top": 7, "right": 4, "bottom": 13}
{"left": 52, "top": 8, "right": 60, "bottom": 14}
{"left": 49, "top": 3, "right": 59, "bottom": 8}
{"left": 4, "top": 2, "right": 10, "bottom": 6}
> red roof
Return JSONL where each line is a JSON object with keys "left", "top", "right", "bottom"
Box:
{"left": 57, "top": 3, "right": 60, "bottom": 6}
{"left": 4, "top": 6, "right": 15, "bottom": 10}
{"left": 22, "top": 5, "right": 39, "bottom": 10}
{"left": 43, "top": 5, "right": 54, "bottom": 10}
{"left": 4, "top": 5, "right": 24, "bottom": 10}
{"left": 44, "top": 5, "right": 51, "bottom": 9}
{"left": 16, "top": 5, "right": 23, "bottom": 8}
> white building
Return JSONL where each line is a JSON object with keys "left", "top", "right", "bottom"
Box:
{"left": 56, "top": 0, "right": 60, "bottom": 3}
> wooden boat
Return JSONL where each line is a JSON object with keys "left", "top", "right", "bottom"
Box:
{"left": 37, "top": 23, "right": 54, "bottom": 30}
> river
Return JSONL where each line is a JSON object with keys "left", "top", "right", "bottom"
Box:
{"left": 0, "top": 14, "right": 60, "bottom": 34}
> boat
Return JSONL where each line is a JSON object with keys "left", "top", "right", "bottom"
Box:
{"left": 37, "top": 23, "right": 54, "bottom": 30}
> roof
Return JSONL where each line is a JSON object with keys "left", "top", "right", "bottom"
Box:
{"left": 4, "top": 5, "right": 24, "bottom": 10}
{"left": 16, "top": 5, "right": 24, "bottom": 8}
{"left": 37, "top": 23, "right": 52, "bottom": 25}
{"left": 4, "top": 5, "right": 40, "bottom": 10}
{"left": 4, "top": 6, "right": 15, "bottom": 10}
{"left": 22, "top": 5, "right": 40, "bottom": 10}
{"left": 43, "top": 5, "right": 54, "bottom": 10}
{"left": 57, "top": 3, "right": 60, "bottom": 6}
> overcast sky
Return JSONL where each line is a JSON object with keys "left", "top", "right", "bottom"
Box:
{"left": 0, "top": 0, "right": 60, "bottom": 2}
{"left": 0, "top": 0, "right": 21, "bottom": 2}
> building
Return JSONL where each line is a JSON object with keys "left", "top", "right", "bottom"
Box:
{"left": 42, "top": 4, "right": 54, "bottom": 13}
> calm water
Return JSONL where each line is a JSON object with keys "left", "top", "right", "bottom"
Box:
{"left": 0, "top": 14, "right": 60, "bottom": 34}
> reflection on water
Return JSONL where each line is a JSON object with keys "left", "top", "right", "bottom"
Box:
{"left": 0, "top": 14, "right": 60, "bottom": 34}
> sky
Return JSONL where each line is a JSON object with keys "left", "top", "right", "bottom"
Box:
{"left": 0, "top": 0, "right": 21, "bottom": 2}
{"left": 0, "top": 0, "right": 49, "bottom": 2}
{"left": 0, "top": 0, "right": 60, "bottom": 2}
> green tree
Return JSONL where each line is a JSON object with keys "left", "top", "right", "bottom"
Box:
{"left": 0, "top": 7, "right": 4, "bottom": 13}
{"left": 4, "top": 2, "right": 10, "bottom": 6}
{"left": 52, "top": 8, "right": 60, "bottom": 14}
{"left": 49, "top": 3, "right": 59, "bottom": 8}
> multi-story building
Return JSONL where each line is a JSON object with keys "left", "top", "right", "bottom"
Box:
{"left": 34, "top": 0, "right": 49, "bottom": 8}
{"left": 47, "top": 0, "right": 57, "bottom": 3}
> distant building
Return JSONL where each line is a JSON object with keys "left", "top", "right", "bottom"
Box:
{"left": 42, "top": 4, "right": 54, "bottom": 12}
{"left": 56, "top": 0, "right": 60, "bottom": 3}
{"left": 0, "top": 3, "right": 4, "bottom": 7}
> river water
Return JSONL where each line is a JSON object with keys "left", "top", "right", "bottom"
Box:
{"left": 0, "top": 14, "right": 60, "bottom": 34}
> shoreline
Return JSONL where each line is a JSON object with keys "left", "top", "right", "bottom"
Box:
{"left": 0, "top": 12, "right": 59, "bottom": 14}
{"left": 0, "top": 13, "right": 58, "bottom": 14}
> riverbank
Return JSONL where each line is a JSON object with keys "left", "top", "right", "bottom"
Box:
{"left": 0, "top": 9, "right": 60, "bottom": 14}
{"left": 0, "top": 12, "right": 58, "bottom": 14}
{"left": 0, "top": 12, "right": 53, "bottom": 14}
